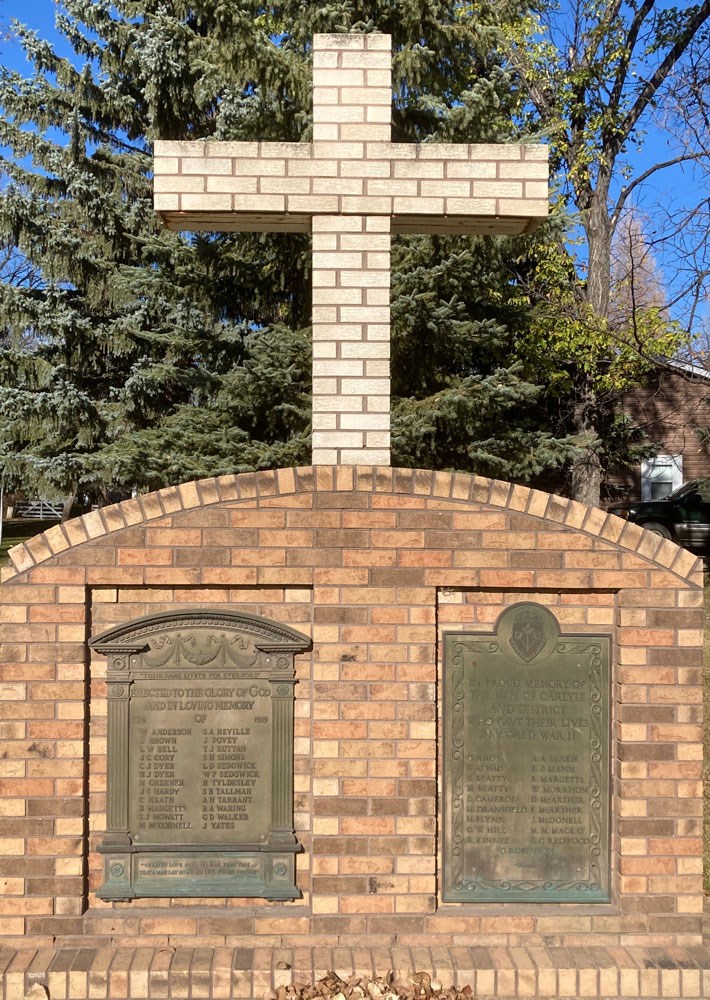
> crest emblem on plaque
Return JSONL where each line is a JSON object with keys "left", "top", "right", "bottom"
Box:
{"left": 509, "top": 607, "right": 546, "bottom": 661}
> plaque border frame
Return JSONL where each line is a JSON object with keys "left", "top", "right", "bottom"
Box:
{"left": 89, "top": 610, "right": 311, "bottom": 901}
{"left": 442, "top": 603, "right": 611, "bottom": 904}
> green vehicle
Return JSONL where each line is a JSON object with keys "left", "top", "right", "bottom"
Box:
{"left": 607, "top": 479, "right": 710, "bottom": 554}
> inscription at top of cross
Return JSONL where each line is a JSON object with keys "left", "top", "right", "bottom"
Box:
{"left": 154, "top": 33, "right": 548, "bottom": 466}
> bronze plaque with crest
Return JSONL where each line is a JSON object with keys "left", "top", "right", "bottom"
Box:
{"left": 443, "top": 603, "right": 610, "bottom": 903}
{"left": 89, "top": 610, "right": 310, "bottom": 901}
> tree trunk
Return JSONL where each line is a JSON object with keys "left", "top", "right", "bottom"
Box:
{"left": 570, "top": 185, "right": 613, "bottom": 507}
{"left": 61, "top": 496, "right": 76, "bottom": 523}
{"left": 570, "top": 372, "right": 603, "bottom": 506}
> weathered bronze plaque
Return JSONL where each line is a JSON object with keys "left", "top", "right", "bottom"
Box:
{"left": 89, "top": 610, "right": 311, "bottom": 900}
{"left": 443, "top": 604, "right": 610, "bottom": 903}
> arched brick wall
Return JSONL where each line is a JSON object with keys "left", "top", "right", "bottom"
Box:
{"left": 0, "top": 467, "right": 704, "bottom": 954}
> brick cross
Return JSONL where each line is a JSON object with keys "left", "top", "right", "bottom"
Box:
{"left": 154, "top": 33, "right": 548, "bottom": 466}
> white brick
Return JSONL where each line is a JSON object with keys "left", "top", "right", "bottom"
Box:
{"left": 312, "top": 378, "right": 338, "bottom": 395}
{"left": 260, "top": 176, "right": 311, "bottom": 194}
{"left": 341, "top": 50, "right": 392, "bottom": 69}
{"left": 313, "top": 86, "right": 340, "bottom": 105}
{"left": 312, "top": 448, "right": 339, "bottom": 464}
{"left": 341, "top": 87, "right": 391, "bottom": 106}
{"left": 312, "top": 395, "right": 363, "bottom": 412}
{"left": 339, "top": 306, "right": 390, "bottom": 323}
{"left": 261, "top": 141, "right": 311, "bottom": 158}
{"left": 393, "top": 196, "right": 444, "bottom": 214}
{"left": 468, "top": 144, "right": 523, "bottom": 160}
{"left": 446, "top": 160, "right": 497, "bottom": 178}
{"left": 313, "top": 215, "right": 364, "bottom": 233}
{"left": 525, "top": 181, "right": 549, "bottom": 199}
{"left": 312, "top": 343, "right": 337, "bottom": 360}
{"left": 312, "top": 251, "right": 364, "bottom": 269}
{"left": 313, "top": 177, "right": 364, "bottom": 196}
{"left": 524, "top": 143, "right": 549, "bottom": 160}
{"left": 313, "top": 359, "right": 365, "bottom": 376}
{"left": 313, "top": 141, "right": 364, "bottom": 159}
{"left": 154, "top": 140, "right": 205, "bottom": 156}
{"left": 366, "top": 252, "right": 390, "bottom": 269}
{"left": 312, "top": 325, "right": 364, "bottom": 342}
{"left": 312, "top": 430, "right": 364, "bottom": 448}
{"left": 366, "top": 70, "right": 392, "bottom": 87}
{"left": 421, "top": 179, "right": 471, "bottom": 198}
{"left": 313, "top": 69, "right": 365, "bottom": 88}
{"left": 367, "top": 178, "right": 418, "bottom": 197}
{"left": 474, "top": 180, "right": 524, "bottom": 198}
{"left": 341, "top": 448, "right": 390, "bottom": 464}
{"left": 312, "top": 412, "right": 337, "bottom": 428}
{"left": 180, "top": 193, "right": 231, "bottom": 211}
{"left": 289, "top": 159, "right": 338, "bottom": 177}
{"left": 206, "top": 176, "right": 257, "bottom": 193}
{"left": 288, "top": 194, "right": 340, "bottom": 213}
{"left": 182, "top": 157, "right": 232, "bottom": 175}
{"left": 339, "top": 235, "right": 390, "bottom": 251}
{"left": 313, "top": 51, "right": 339, "bottom": 68}
{"left": 365, "top": 35, "right": 391, "bottom": 50}
{"left": 205, "top": 140, "right": 258, "bottom": 157}
{"left": 394, "top": 160, "right": 444, "bottom": 179}
{"left": 418, "top": 143, "right": 469, "bottom": 160}
{"left": 312, "top": 270, "right": 337, "bottom": 286}
{"left": 154, "top": 175, "right": 205, "bottom": 192}
{"left": 366, "top": 359, "right": 390, "bottom": 376}
{"left": 499, "top": 160, "right": 549, "bottom": 179}
{"left": 314, "top": 104, "right": 366, "bottom": 123}
{"left": 366, "top": 288, "right": 390, "bottom": 306}
{"left": 340, "top": 269, "right": 389, "bottom": 287}
{"left": 340, "top": 378, "right": 390, "bottom": 395}
{"left": 341, "top": 160, "right": 391, "bottom": 178}
{"left": 378, "top": 142, "right": 416, "bottom": 159}
{"left": 313, "top": 123, "right": 339, "bottom": 141}
{"left": 366, "top": 217, "right": 391, "bottom": 232}
{"left": 154, "top": 193, "right": 179, "bottom": 211}
{"left": 340, "top": 413, "right": 390, "bottom": 429}
{"left": 498, "top": 198, "right": 548, "bottom": 216}
{"left": 154, "top": 156, "right": 179, "bottom": 174}
{"left": 312, "top": 288, "right": 363, "bottom": 305}
{"left": 339, "top": 123, "right": 391, "bottom": 142}
{"left": 312, "top": 306, "right": 338, "bottom": 324}
{"left": 367, "top": 105, "right": 393, "bottom": 123}
{"left": 366, "top": 325, "right": 391, "bottom": 342}
{"left": 341, "top": 342, "right": 390, "bottom": 359}
{"left": 234, "top": 158, "right": 285, "bottom": 176}
{"left": 445, "top": 197, "right": 496, "bottom": 215}
{"left": 366, "top": 431, "right": 391, "bottom": 448}
{"left": 341, "top": 196, "right": 392, "bottom": 215}
{"left": 233, "top": 194, "right": 285, "bottom": 212}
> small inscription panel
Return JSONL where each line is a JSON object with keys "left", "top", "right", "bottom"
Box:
{"left": 443, "top": 604, "right": 610, "bottom": 903}
{"left": 90, "top": 610, "right": 310, "bottom": 901}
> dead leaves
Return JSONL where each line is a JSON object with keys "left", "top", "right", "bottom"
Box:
{"left": 268, "top": 970, "right": 474, "bottom": 1000}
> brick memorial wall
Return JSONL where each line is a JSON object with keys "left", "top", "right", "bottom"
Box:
{"left": 0, "top": 466, "right": 706, "bottom": 999}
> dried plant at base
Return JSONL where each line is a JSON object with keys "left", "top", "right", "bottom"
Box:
{"left": 268, "top": 970, "right": 475, "bottom": 1000}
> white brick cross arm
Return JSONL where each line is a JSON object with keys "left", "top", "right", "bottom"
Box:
{"left": 153, "top": 33, "right": 549, "bottom": 466}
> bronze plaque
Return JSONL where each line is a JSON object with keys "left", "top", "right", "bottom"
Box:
{"left": 443, "top": 603, "right": 610, "bottom": 903}
{"left": 90, "top": 610, "right": 311, "bottom": 900}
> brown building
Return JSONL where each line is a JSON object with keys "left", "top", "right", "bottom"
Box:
{"left": 609, "top": 359, "right": 710, "bottom": 501}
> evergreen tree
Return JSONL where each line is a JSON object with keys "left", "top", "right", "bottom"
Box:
{"left": 0, "top": 0, "right": 577, "bottom": 509}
